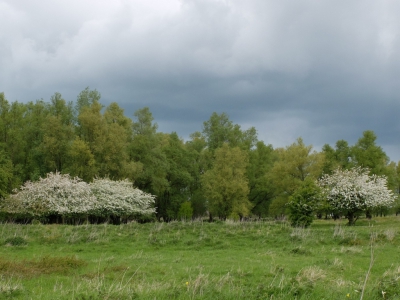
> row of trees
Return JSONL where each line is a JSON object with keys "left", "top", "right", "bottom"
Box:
{"left": 0, "top": 88, "right": 399, "bottom": 222}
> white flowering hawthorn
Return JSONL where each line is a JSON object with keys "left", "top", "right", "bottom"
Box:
{"left": 4, "top": 173, "right": 156, "bottom": 222}
{"left": 89, "top": 178, "right": 156, "bottom": 218}
{"left": 318, "top": 167, "right": 395, "bottom": 225}
{"left": 8, "top": 172, "right": 96, "bottom": 217}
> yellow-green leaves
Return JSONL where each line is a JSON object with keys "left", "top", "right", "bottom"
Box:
{"left": 202, "top": 144, "right": 251, "bottom": 220}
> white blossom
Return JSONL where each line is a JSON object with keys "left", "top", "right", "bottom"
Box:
{"left": 89, "top": 178, "right": 156, "bottom": 217}
{"left": 8, "top": 172, "right": 96, "bottom": 216}
{"left": 318, "top": 167, "right": 396, "bottom": 213}
{"left": 4, "top": 173, "right": 156, "bottom": 220}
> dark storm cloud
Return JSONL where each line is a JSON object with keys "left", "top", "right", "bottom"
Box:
{"left": 1, "top": 0, "right": 400, "bottom": 160}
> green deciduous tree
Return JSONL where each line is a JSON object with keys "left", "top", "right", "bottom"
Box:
{"left": 41, "top": 93, "right": 74, "bottom": 173}
{"left": 185, "top": 132, "right": 209, "bottom": 218}
{"left": 96, "top": 103, "right": 134, "bottom": 179}
{"left": 157, "top": 132, "right": 193, "bottom": 221}
{"left": 322, "top": 140, "right": 353, "bottom": 174}
{"left": 202, "top": 112, "right": 257, "bottom": 152}
{"left": 351, "top": 130, "right": 389, "bottom": 176}
{"left": 0, "top": 93, "right": 11, "bottom": 145}
{"left": 20, "top": 100, "right": 50, "bottom": 181}
{"left": 268, "top": 138, "right": 324, "bottom": 217}
{"left": 202, "top": 144, "right": 251, "bottom": 220}
{"left": 130, "top": 108, "right": 168, "bottom": 213}
{"left": 0, "top": 94, "right": 27, "bottom": 189}
{"left": 0, "top": 149, "right": 13, "bottom": 198}
{"left": 64, "top": 138, "right": 97, "bottom": 182}
{"left": 75, "top": 87, "right": 101, "bottom": 119}
{"left": 77, "top": 100, "right": 103, "bottom": 153}
{"left": 247, "top": 141, "right": 276, "bottom": 217}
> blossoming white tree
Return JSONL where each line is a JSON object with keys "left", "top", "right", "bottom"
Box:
{"left": 89, "top": 178, "right": 156, "bottom": 220}
{"left": 4, "top": 172, "right": 156, "bottom": 223}
{"left": 6, "top": 172, "right": 96, "bottom": 219}
{"left": 318, "top": 167, "right": 396, "bottom": 225}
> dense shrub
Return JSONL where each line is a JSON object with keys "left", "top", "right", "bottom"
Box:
{"left": 1, "top": 172, "right": 156, "bottom": 223}
{"left": 288, "top": 179, "right": 320, "bottom": 228}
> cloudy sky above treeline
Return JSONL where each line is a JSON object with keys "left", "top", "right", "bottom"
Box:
{"left": 1, "top": 0, "right": 400, "bottom": 161}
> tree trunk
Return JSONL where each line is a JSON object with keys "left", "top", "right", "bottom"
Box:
{"left": 347, "top": 212, "right": 357, "bottom": 226}
{"left": 208, "top": 213, "right": 213, "bottom": 222}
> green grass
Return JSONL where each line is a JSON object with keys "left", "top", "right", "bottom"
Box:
{"left": 0, "top": 217, "right": 400, "bottom": 299}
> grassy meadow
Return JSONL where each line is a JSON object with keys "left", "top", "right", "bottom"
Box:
{"left": 0, "top": 217, "right": 400, "bottom": 299}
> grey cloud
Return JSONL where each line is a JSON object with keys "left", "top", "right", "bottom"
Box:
{"left": 1, "top": 0, "right": 400, "bottom": 160}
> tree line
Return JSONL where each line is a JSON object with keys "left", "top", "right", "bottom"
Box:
{"left": 0, "top": 88, "right": 399, "bottom": 222}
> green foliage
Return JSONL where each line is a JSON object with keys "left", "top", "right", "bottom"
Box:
{"left": 247, "top": 141, "right": 276, "bottom": 217}
{"left": 268, "top": 196, "right": 289, "bottom": 218}
{"left": 0, "top": 149, "right": 13, "bottom": 198}
{"left": 157, "top": 132, "right": 193, "bottom": 221}
{"left": 288, "top": 179, "right": 321, "bottom": 227}
{"left": 0, "top": 89, "right": 399, "bottom": 227}
{"left": 177, "top": 201, "right": 193, "bottom": 220}
{"left": 185, "top": 133, "right": 209, "bottom": 218}
{"left": 268, "top": 138, "right": 324, "bottom": 217}
{"left": 202, "top": 144, "right": 251, "bottom": 220}
{"left": 188, "top": 190, "right": 207, "bottom": 218}
{"left": 322, "top": 139, "right": 354, "bottom": 174}
{"left": 75, "top": 87, "right": 101, "bottom": 116}
{"left": 64, "top": 138, "right": 96, "bottom": 182}
{"left": 351, "top": 130, "right": 389, "bottom": 176}
{"left": 202, "top": 112, "right": 257, "bottom": 152}
{"left": 130, "top": 108, "right": 168, "bottom": 200}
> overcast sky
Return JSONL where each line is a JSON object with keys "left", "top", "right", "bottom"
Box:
{"left": 1, "top": 0, "right": 400, "bottom": 161}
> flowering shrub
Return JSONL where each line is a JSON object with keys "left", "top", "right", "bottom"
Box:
{"left": 318, "top": 167, "right": 396, "bottom": 225}
{"left": 89, "top": 178, "right": 156, "bottom": 218}
{"left": 3, "top": 172, "right": 156, "bottom": 223}
{"left": 6, "top": 172, "right": 96, "bottom": 217}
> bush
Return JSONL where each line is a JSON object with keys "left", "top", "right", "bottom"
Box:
{"left": 288, "top": 179, "right": 321, "bottom": 228}
{"left": 5, "top": 172, "right": 96, "bottom": 218}
{"left": 89, "top": 178, "right": 156, "bottom": 219}
{"left": 2, "top": 173, "right": 156, "bottom": 223}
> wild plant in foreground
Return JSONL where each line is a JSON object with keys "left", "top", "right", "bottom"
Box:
{"left": 0, "top": 276, "right": 23, "bottom": 297}
{"left": 333, "top": 224, "right": 345, "bottom": 239}
{"left": 378, "top": 265, "right": 400, "bottom": 299}
{"left": 290, "top": 227, "right": 310, "bottom": 240}
{"left": 383, "top": 229, "right": 396, "bottom": 242}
